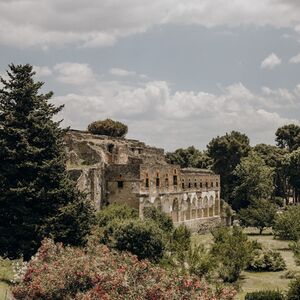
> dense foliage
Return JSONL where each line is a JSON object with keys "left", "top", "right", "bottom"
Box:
{"left": 245, "top": 290, "right": 285, "bottom": 300}
{"left": 96, "top": 203, "right": 138, "bottom": 227}
{"left": 207, "top": 131, "right": 251, "bottom": 204}
{"left": 166, "top": 146, "right": 211, "bottom": 169}
{"left": 276, "top": 124, "right": 300, "bottom": 152}
{"left": 283, "top": 149, "right": 300, "bottom": 203}
{"left": 87, "top": 118, "right": 128, "bottom": 137}
{"left": 287, "top": 276, "right": 300, "bottom": 300}
{"left": 211, "top": 226, "right": 256, "bottom": 282}
{"left": 96, "top": 205, "right": 172, "bottom": 262}
{"left": 112, "top": 219, "right": 166, "bottom": 262}
{"left": 12, "top": 239, "right": 237, "bottom": 300}
{"left": 0, "top": 64, "right": 94, "bottom": 260}
{"left": 232, "top": 152, "right": 274, "bottom": 209}
{"left": 273, "top": 206, "right": 300, "bottom": 241}
{"left": 238, "top": 199, "right": 277, "bottom": 234}
{"left": 246, "top": 249, "right": 286, "bottom": 272}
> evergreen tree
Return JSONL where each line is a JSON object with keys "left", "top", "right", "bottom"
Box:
{"left": 0, "top": 64, "right": 94, "bottom": 260}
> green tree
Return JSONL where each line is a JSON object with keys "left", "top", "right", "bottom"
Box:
{"left": 0, "top": 64, "right": 94, "bottom": 260}
{"left": 143, "top": 206, "right": 174, "bottom": 233}
{"left": 211, "top": 226, "right": 255, "bottom": 282}
{"left": 87, "top": 118, "right": 128, "bottom": 137}
{"left": 276, "top": 124, "right": 300, "bottom": 152}
{"left": 232, "top": 152, "right": 274, "bottom": 210}
{"left": 166, "top": 146, "right": 211, "bottom": 169}
{"left": 282, "top": 149, "right": 300, "bottom": 203}
{"left": 113, "top": 219, "right": 165, "bottom": 262}
{"left": 253, "top": 144, "right": 287, "bottom": 199}
{"left": 96, "top": 203, "right": 138, "bottom": 227}
{"left": 238, "top": 199, "right": 277, "bottom": 234}
{"left": 207, "top": 131, "right": 251, "bottom": 203}
{"left": 273, "top": 206, "right": 300, "bottom": 241}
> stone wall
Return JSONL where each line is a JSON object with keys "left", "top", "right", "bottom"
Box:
{"left": 65, "top": 129, "right": 223, "bottom": 232}
{"left": 105, "top": 164, "right": 141, "bottom": 209}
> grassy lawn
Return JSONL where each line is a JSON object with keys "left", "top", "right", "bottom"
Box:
{"left": 192, "top": 230, "right": 300, "bottom": 300}
{"left": 0, "top": 258, "right": 14, "bottom": 300}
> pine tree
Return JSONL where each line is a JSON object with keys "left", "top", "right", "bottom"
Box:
{"left": 0, "top": 64, "right": 94, "bottom": 260}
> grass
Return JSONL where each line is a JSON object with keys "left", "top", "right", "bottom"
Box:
{"left": 0, "top": 258, "right": 14, "bottom": 300}
{"left": 192, "top": 229, "right": 300, "bottom": 300}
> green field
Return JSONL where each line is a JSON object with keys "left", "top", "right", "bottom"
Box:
{"left": 193, "top": 230, "right": 300, "bottom": 299}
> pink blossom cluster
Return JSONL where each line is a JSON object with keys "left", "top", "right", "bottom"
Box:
{"left": 13, "top": 239, "right": 236, "bottom": 300}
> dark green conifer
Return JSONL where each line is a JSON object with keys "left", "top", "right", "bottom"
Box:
{"left": 0, "top": 64, "right": 94, "bottom": 260}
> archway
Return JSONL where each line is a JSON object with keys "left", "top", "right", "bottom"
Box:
{"left": 172, "top": 198, "right": 179, "bottom": 222}
{"left": 186, "top": 198, "right": 191, "bottom": 220}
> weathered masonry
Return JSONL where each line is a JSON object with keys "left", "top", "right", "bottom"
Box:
{"left": 66, "top": 130, "right": 221, "bottom": 231}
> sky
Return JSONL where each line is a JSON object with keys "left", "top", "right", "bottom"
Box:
{"left": 0, "top": 0, "right": 300, "bottom": 150}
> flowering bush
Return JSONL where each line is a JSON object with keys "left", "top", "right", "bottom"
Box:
{"left": 12, "top": 239, "right": 236, "bottom": 300}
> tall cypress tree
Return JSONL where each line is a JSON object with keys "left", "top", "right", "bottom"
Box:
{"left": 0, "top": 64, "right": 94, "bottom": 260}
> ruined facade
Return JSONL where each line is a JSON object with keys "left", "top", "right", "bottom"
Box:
{"left": 66, "top": 130, "right": 221, "bottom": 231}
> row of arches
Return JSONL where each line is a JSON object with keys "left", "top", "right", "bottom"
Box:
{"left": 171, "top": 196, "right": 219, "bottom": 223}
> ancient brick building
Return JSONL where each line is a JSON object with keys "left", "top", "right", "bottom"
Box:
{"left": 66, "top": 130, "right": 221, "bottom": 231}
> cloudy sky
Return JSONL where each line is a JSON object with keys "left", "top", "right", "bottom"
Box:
{"left": 1, "top": 0, "right": 300, "bottom": 150}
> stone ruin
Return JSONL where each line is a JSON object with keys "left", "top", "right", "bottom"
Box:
{"left": 65, "top": 129, "right": 222, "bottom": 231}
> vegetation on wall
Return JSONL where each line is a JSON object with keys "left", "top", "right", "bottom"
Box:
{"left": 87, "top": 118, "right": 128, "bottom": 137}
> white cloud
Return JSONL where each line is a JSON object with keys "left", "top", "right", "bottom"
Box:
{"left": 109, "top": 68, "right": 136, "bottom": 77}
{"left": 53, "top": 63, "right": 96, "bottom": 85}
{"left": 0, "top": 1, "right": 300, "bottom": 48}
{"left": 33, "top": 65, "right": 52, "bottom": 77}
{"left": 51, "top": 72, "right": 299, "bottom": 149}
{"left": 261, "top": 53, "right": 282, "bottom": 70}
{"left": 290, "top": 53, "right": 300, "bottom": 64}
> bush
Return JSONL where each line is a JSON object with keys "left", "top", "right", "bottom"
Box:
{"left": 246, "top": 249, "right": 286, "bottom": 272}
{"left": 96, "top": 203, "right": 138, "bottom": 227}
{"left": 245, "top": 290, "right": 284, "bottom": 300}
{"left": 143, "top": 206, "right": 174, "bottom": 234}
{"left": 113, "top": 219, "right": 166, "bottom": 262}
{"left": 211, "top": 226, "right": 256, "bottom": 283}
{"left": 287, "top": 276, "right": 300, "bottom": 300}
{"left": 289, "top": 241, "right": 300, "bottom": 266}
{"left": 12, "top": 239, "right": 237, "bottom": 300}
{"left": 87, "top": 118, "right": 128, "bottom": 137}
{"left": 238, "top": 199, "right": 277, "bottom": 234}
{"left": 170, "top": 224, "right": 191, "bottom": 253}
{"left": 273, "top": 206, "right": 300, "bottom": 241}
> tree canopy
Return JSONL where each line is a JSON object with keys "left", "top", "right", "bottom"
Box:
{"left": 232, "top": 152, "right": 274, "bottom": 209}
{"left": 87, "top": 118, "right": 128, "bottom": 137}
{"left": 0, "top": 64, "right": 94, "bottom": 259}
{"left": 207, "top": 131, "right": 251, "bottom": 203}
{"left": 275, "top": 124, "right": 300, "bottom": 152}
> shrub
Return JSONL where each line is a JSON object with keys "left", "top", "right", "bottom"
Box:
{"left": 273, "top": 206, "right": 300, "bottom": 241}
{"left": 12, "top": 239, "right": 237, "bottom": 300}
{"left": 96, "top": 203, "right": 138, "bottom": 227}
{"left": 87, "top": 118, "right": 128, "bottom": 137}
{"left": 143, "top": 206, "right": 174, "bottom": 234}
{"left": 289, "top": 241, "right": 300, "bottom": 266}
{"left": 238, "top": 199, "right": 277, "bottom": 234}
{"left": 113, "top": 219, "right": 166, "bottom": 262}
{"left": 245, "top": 290, "right": 285, "bottom": 300}
{"left": 246, "top": 249, "right": 286, "bottom": 272}
{"left": 211, "top": 226, "right": 256, "bottom": 283}
{"left": 287, "top": 276, "right": 300, "bottom": 300}
{"left": 170, "top": 224, "right": 191, "bottom": 253}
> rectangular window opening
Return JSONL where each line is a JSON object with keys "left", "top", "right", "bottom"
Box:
{"left": 117, "top": 181, "right": 124, "bottom": 189}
